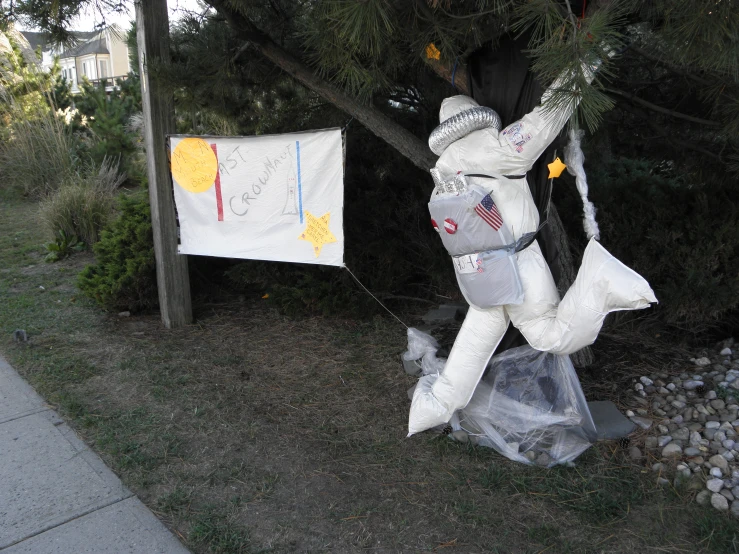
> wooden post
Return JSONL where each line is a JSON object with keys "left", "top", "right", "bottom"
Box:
{"left": 135, "top": 0, "right": 192, "bottom": 328}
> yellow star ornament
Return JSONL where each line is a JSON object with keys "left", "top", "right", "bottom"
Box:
{"left": 298, "top": 211, "right": 337, "bottom": 257}
{"left": 547, "top": 157, "right": 567, "bottom": 179}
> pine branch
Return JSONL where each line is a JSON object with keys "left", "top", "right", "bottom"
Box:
{"left": 604, "top": 86, "right": 720, "bottom": 127}
{"left": 616, "top": 101, "right": 723, "bottom": 162}
{"left": 211, "top": 0, "right": 438, "bottom": 170}
{"left": 629, "top": 44, "right": 712, "bottom": 87}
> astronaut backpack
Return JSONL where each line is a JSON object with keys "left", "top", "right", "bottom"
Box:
{"left": 428, "top": 179, "right": 524, "bottom": 308}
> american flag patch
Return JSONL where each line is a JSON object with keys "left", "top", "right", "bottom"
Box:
{"left": 474, "top": 194, "right": 503, "bottom": 230}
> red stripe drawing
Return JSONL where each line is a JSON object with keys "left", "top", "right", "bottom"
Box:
{"left": 211, "top": 143, "right": 224, "bottom": 221}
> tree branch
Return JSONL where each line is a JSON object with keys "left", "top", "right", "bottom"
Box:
{"left": 629, "top": 45, "right": 712, "bottom": 87}
{"left": 616, "top": 102, "right": 723, "bottom": 162}
{"left": 604, "top": 87, "right": 720, "bottom": 127}
{"left": 208, "top": 0, "right": 437, "bottom": 171}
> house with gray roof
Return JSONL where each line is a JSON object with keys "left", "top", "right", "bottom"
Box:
{"left": 23, "top": 25, "right": 130, "bottom": 93}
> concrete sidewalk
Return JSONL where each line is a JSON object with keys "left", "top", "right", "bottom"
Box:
{"left": 0, "top": 356, "right": 189, "bottom": 553}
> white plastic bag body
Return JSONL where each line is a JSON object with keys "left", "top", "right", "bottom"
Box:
{"left": 451, "top": 344, "right": 596, "bottom": 466}
{"left": 408, "top": 66, "right": 656, "bottom": 436}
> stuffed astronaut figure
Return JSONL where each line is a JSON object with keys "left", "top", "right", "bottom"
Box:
{"left": 408, "top": 69, "right": 657, "bottom": 436}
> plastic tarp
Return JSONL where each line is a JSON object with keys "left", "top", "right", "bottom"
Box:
{"left": 404, "top": 328, "right": 596, "bottom": 466}
{"left": 170, "top": 129, "right": 344, "bottom": 266}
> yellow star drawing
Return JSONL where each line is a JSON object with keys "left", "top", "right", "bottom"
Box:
{"left": 547, "top": 157, "right": 567, "bottom": 179}
{"left": 298, "top": 211, "right": 337, "bottom": 257}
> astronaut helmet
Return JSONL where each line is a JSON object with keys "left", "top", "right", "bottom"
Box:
{"left": 428, "top": 95, "right": 502, "bottom": 156}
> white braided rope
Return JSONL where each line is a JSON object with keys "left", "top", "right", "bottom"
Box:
{"left": 564, "top": 129, "right": 600, "bottom": 241}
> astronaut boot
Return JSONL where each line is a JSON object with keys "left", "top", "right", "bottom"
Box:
{"left": 577, "top": 238, "right": 658, "bottom": 314}
{"left": 549, "top": 238, "right": 657, "bottom": 354}
{"left": 408, "top": 305, "right": 509, "bottom": 435}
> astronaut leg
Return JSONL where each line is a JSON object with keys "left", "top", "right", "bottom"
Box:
{"left": 508, "top": 238, "right": 657, "bottom": 355}
{"left": 408, "top": 305, "right": 508, "bottom": 435}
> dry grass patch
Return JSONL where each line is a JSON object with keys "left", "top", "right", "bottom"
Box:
{"left": 2, "top": 193, "right": 739, "bottom": 553}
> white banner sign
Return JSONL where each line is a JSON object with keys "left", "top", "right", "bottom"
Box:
{"left": 169, "top": 129, "right": 344, "bottom": 266}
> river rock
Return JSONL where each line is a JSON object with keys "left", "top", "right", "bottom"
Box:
{"left": 672, "top": 428, "right": 690, "bottom": 441}
{"left": 662, "top": 443, "right": 683, "bottom": 458}
{"left": 710, "top": 454, "right": 730, "bottom": 472}
{"left": 707, "top": 478, "right": 725, "bottom": 493}
{"left": 631, "top": 416, "right": 653, "bottom": 430}
{"left": 712, "top": 493, "right": 730, "bottom": 511}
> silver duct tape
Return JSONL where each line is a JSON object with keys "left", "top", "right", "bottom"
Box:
{"left": 431, "top": 173, "right": 468, "bottom": 195}
{"left": 428, "top": 107, "right": 502, "bottom": 156}
{"left": 430, "top": 167, "right": 444, "bottom": 188}
{"left": 450, "top": 173, "right": 468, "bottom": 194}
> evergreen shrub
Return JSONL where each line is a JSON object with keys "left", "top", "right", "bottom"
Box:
{"left": 77, "top": 191, "right": 158, "bottom": 312}
{"left": 581, "top": 158, "right": 739, "bottom": 334}
{"left": 72, "top": 78, "right": 144, "bottom": 184}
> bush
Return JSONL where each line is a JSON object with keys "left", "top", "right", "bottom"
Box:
{"left": 72, "top": 77, "right": 143, "bottom": 183}
{"left": 0, "top": 115, "right": 80, "bottom": 198}
{"left": 580, "top": 158, "right": 739, "bottom": 334}
{"left": 38, "top": 157, "right": 125, "bottom": 246}
{"left": 77, "top": 191, "right": 158, "bottom": 312}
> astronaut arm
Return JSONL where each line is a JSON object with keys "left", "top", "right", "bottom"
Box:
{"left": 499, "top": 59, "right": 601, "bottom": 166}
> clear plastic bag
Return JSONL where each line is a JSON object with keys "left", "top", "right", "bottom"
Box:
{"left": 403, "top": 327, "right": 446, "bottom": 377}
{"left": 451, "top": 344, "right": 596, "bottom": 466}
{"left": 404, "top": 327, "right": 596, "bottom": 466}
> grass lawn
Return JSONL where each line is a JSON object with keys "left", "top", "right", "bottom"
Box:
{"left": 1, "top": 189, "right": 738, "bottom": 553}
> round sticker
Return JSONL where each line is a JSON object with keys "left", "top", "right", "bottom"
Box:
{"left": 431, "top": 218, "right": 440, "bottom": 232}
{"left": 444, "top": 218, "right": 458, "bottom": 234}
{"left": 171, "top": 137, "right": 218, "bottom": 193}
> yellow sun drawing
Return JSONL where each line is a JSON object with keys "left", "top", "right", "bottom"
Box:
{"left": 171, "top": 137, "right": 218, "bottom": 193}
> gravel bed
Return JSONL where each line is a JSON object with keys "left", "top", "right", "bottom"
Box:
{"left": 626, "top": 338, "right": 739, "bottom": 516}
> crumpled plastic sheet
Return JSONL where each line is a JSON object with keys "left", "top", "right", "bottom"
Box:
{"left": 403, "top": 328, "right": 596, "bottom": 466}
{"left": 403, "top": 327, "right": 446, "bottom": 377}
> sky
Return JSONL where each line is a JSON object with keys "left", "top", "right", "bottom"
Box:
{"left": 18, "top": 0, "right": 207, "bottom": 32}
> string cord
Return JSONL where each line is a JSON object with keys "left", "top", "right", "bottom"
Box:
{"left": 343, "top": 264, "right": 409, "bottom": 329}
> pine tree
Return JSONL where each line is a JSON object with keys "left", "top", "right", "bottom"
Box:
{"left": 4, "top": 1, "right": 738, "bottom": 172}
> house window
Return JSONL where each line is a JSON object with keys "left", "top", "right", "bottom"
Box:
{"left": 99, "top": 61, "right": 107, "bottom": 79}
{"left": 82, "top": 62, "right": 87, "bottom": 77}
